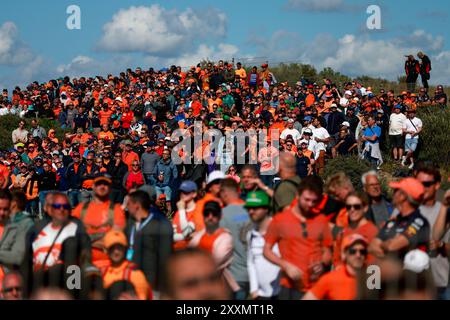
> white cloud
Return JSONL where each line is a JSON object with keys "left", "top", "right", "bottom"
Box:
{"left": 0, "top": 22, "right": 34, "bottom": 65}
{"left": 248, "top": 29, "right": 450, "bottom": 85}
{"left": 98, "top": 5, "right": 227, "bottom": 57}
{"left": 285, "top": 0, "right": 345, "bottom": 12}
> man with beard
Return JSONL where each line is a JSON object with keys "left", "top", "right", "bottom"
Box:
{"left": 263, "top": 177, "right": 333, "bottom": 300}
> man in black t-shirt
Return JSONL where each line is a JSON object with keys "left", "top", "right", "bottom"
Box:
{"left": 369, "top": 177, "right": 429, "bottom": 259}
{"left": 433, "top": 85, "right": 447, "bottom": 107}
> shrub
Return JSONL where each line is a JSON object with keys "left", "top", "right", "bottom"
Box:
{"left": 416, "top": 106, "right": 450, "bottom": 167}
{"left": 323, "top": 155, "right": 372, "bottom": 191}
{"left": 0, "top": 114, "right": 68, "bottom": 150}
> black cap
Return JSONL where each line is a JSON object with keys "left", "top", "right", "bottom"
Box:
{"left": 203, "top": 201, "right": 221, "bottom": 216}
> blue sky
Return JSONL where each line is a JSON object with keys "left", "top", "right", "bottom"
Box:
{"left": 1, "top": 0, "right": 449, "bottom": 90}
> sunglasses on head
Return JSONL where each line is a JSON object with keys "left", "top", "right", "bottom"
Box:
{"left": 348, "top": 248, "right": 367, "bottom": 256}
{"left": 346, "top": 204, "right": 363, "bottom": 211}
{"left": 52, "top": 203, "right": 71, "bottom": 210}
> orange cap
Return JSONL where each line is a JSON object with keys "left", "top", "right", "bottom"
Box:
{"left": 104, "top": 230, "right": 128, "bottom": 249}
{"left": 341, "top": 234, "right": 368, "bottom": 253}
{"left": 389, "top": 177, "right": 425, "bottom": 202}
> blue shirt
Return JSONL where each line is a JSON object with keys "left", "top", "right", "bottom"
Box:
{"left": 363, "top": 125, "right": 381, "bottom": 145}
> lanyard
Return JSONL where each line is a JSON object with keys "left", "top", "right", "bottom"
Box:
{"left": 129, "top": 213, "right": 154, "bottom": 248}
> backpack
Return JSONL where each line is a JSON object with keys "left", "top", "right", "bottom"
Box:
{"left": 80, "top": 201, "right": 115, "bottom": 243}
{"left": 271, "top": 178, "right": 300, "bottom": 214}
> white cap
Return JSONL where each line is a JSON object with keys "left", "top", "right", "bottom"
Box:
{"left": 207, "top": 170, "right": 225, "bottom": 185}
{"left": 287, "top": 118, "right": 294, "bottom": 123}
{"left": 299, "top": 139, "right": 308, "bottom": 145}
{"left": 341, "top": 121, "right": 350, "bottom": 127}
{"left": 345, "top": 90, "right": 352, "bottom": 96}
{"left": 404, "top": 250, "right": 430, "bottom": 273}
{"left": 115, "top": 97, "right": 122, "bottom": 102}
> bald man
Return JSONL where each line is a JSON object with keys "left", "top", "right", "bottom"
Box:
{"left": 272, "top": 152, "right": 302, "bottom": 214}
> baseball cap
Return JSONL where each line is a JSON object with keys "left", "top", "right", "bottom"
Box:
{"left": 394, "top": 104, "right": 402, "bottom": 109}
{"left": 345, "top": 90, "right": 352, "bottom": 96}
{"left": 93, "top": 173, "right": 112, "bottom": 185}
{"left": 341, "top": 234, "right": 368, "bottom": 253}
{"left": 330, "top": 104, "right": 338, "bottom": 108}
{"left": 404, "top": 249, "right": 430, "bottom": 273}
{"left": 299, "top": 139, "right": 308, "bottom": 145}
{"left": 287, "top": 118, "right": 294, "bottom": 123}
{"left": 341, "top": 121, "right": 350, "bottom": 127}
{"left": 203, "top": 201, "right": 222, "bottom": 216}
{"left": 104, "top": 230, "right": 128, "bottom": 249}
{"left": 303, "top": 128, "right": 313, "bottom": 135}
{"left": 389, "top": 177, "right": 425, "bottom": 202}
{"left": 303, "top": 116, "right": 312, "bottom": 122}
{"left": 377, "top": 109, "right": 384, "bottom": 114}
{"left": 15, "top": 143, "right": 25, "bottom": 148}
{"left": 245, "top": 191, "right": 270, "bottom": 208}
{"left": 179, "top": 180, "right": 198, "bottom": 193}
{"left": 207, "top": 170, "right": 225, "bottom": 185}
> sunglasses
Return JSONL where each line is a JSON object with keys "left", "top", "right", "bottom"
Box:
{"left": 204, "top": 211, "right": 220, "bottom": 218}
{"left": 348, "top": 248, "right": 368, "bottom": 256}
{"left": 2, "top": 286, "right": 22, "bottom": 293}
{"left": 52, "top": 203, "right": 71, "bottom": 210}
{"left": 346, "top": 204, "right": 363, "bottom": 211}
{"left": 86, "top": 159, "right": 94, "bottom": 161}
{"left": 421, "top": 181, "right": 436, "bottom": 188}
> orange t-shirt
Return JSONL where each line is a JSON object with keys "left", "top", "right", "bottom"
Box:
{"left": 305, "top": 94, "right": 316, "bottom": 108}
{"left": 72, "top": 201, "right": 126, "bottom": 261}
{"left": 265, "top": 208, "right": 333, "bottom": 291}
{"left": 99, "top": 110, "right": 113, "bottom": 125}
{"left": 191, "top": 101, "right": 202, "bottom": 117}
{"left": 309, "top": 266, "right": 357, "bottom": 300}
{"left": 173, "top": 204, "right": 205, "bottom": 250}
{"left": 94, "top": 260, "right": 152, "bottom": 300}
{"left": 333, "top": 221, "right": 378, "bottom": 266}
{"left": 122, "top": 151, "right": 140, "bottom": 171}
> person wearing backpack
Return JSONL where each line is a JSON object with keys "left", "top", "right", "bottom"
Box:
{"left": 272, "top": 152, "right": 302, "bottom": 214}
{"left": 94, "top": 230, "right": 152, "bottom": 300}
{"left": 72, "top": 174, "right": 126, "bottom": 263}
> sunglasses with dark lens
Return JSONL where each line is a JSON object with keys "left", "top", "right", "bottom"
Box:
{"left": 204, "top": 211, "right": 220, "bottom": 218}
{"left": 300, "top": 222, "right": 308, "bottom": 239}
{"left": 52, "top": 203, "right": 71, "bottom": 210}
{"left": 86, "top": 159, "right": 93, "bottom": 161}
{"left": 2, "top": 286, "right": 22, "bottom": 293}
{"left": 115, "top": 155, "right": 121, "bottom": 158}
{"left": 346, "top": 204, "right": 363, "bottom": 211}
{"left": 348, "top": 248, "right": 368, "bottom": 256}
{"left": 421, "top": 181, "right": 436, "bottom": 188}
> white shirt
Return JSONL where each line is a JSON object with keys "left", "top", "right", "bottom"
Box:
{"left": 312, "top": 127, "right": 330, "bottom": 152}
{"left": 280, "top": 128, "right": 301, "bottom": 143}
{"left": 32, "top": 221, "right": 79, "bottom": 269}
{"left": 403, "top": 117, "right": 422, "bottom": 139}
{"left": 339, "top": 97, "right": 349, "bottom": 107}
{"left": 419, "top": 202, "right": 450, "bottom": 288}
{"left": 247, "top": 226, "right": 281, "bottom": 298}
{"left": 389, "top": 113, "right": 407, "bottom": 135}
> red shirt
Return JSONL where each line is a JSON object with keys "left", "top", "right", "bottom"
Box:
{"left": 191, "top": 101, "right": 202, "bottom": 117}
{"left": 265, "top": 208, "right": 333, "bottom": 291}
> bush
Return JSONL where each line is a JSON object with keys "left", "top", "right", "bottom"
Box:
{"left": 323, "top": 155, "right": 372, "bottom": 191}
{"left": 0, "top": 114, "right": 68, "bottom": 150}
{"left": 416, "top": 106, "right": 450, "bottom": 167}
